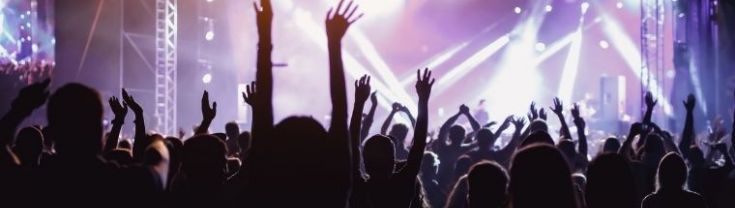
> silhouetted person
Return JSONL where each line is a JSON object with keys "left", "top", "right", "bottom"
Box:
{"left": 435, "top": 105, "right": 480, "bottom": 188}
{"left": 381, "top": 99, "right": 417, "bottom": 161}
{"left": 467, "top": 161, "right": 508, "bottom": 208}
{"left": 519, "top": 130, "right": 554, "bottom": 148}
{"left": 509, "top": 144, "right": 578, "bottom": 208}
{"left": 352, "top": 68, "right": 434, "bottom": 208}
{"left": 13, "top": 126, "right": 43, "bottom": 168}
{"left": 420, "top": 151, "right": 445, "bottom": 208}
{"left": 585, "top": 153, "right": 638, "bottom": 208}
{"left": 641, "top": 153, "right": 707, "bottom": 208}
{"left": 40, "top": 83, "right": 162, "bottom": 207}
{"left": 169, "top": 135, "right": 231, "bottom": 207}
{"left": 225, "top": 121, "right": 241, "bottom": 156}
{"left": 601, "top": 137, "right": 621, "bottom": 154}
{"left": 236, "top": 131, "right": 251, "bottom": 162}
{"left": 465, "top": 116, "right": 525, "bottom": 168}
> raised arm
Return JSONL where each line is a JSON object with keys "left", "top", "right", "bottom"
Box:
{"left": 105, "top": 96, "right": 128, "bottom": 153}
{"left": 325, "top": 0, "right": 362, "bottom": 199}
{"left": 460, "top": 104, "right": 481, "bottom": 132}
{"left": 380, "top": 103, "right": 401, "bottom": 135}
{"left": 350, "top": 75, "right": 371, "bottom": 177}
{"left": 402, "top": 68, "right": 434, "bottom": 177}
{"left": 550, "top": 97, "right": 572, "bottom": 139}
{"left": 620, "top": 123, "right": 642, "bottom": 160}
{"left": 360, "top": 92, "right": 377, "bottom": 141}
{"left": 642, "top": 92, "right": 657, "bottom": 125}
{"left": 399, "top": 105, "right": 417, "bottom": 128}
{"left": 0, "top": 79, "right": 49, "bottom": 166}
{"left": 252, "top": 0, "right": 274, "bottom": 139}
{"left": 122, "top": 89, "right": 147, "bottom": 162}
{"left": 679, "top": 94, "right": 696, "bottom": 160}
{"left": 499, "top": 117, "right": 525, "bottom": 159}
{"left": 195, "top": 91, "right": 217, "bottom": 135}
{"left": 571, "top": 104, "right": 588, "bottom": 160}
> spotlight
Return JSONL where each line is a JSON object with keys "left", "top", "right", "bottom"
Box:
{"left": 205, "top": 31, "right": 214, "bottom": 41}
{"left": 514, "top": 7, "right": 522, "bottom": 14}
{"left": 545, "top": 5, "right": 553, "bottom": 12}
{"left": 206, "top": 0, "right": 214, "bottom": 2}
{"left": 535, "top": 42, "right": 546, "bottom": 52}
{"left": 581, "top": 2, "right": 590, "bottom": 14}
{"left": 616, "top": 2, "right": 624, "bottom": 9}
{"left": 202, "top": 73, "right": 212, "bottom": 84}
{"left": 599, "top": 40, "right": 609, "bottom": 49}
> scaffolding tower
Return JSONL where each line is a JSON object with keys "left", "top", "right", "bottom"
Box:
{"left": 640, "top": 0, "right": 666, "bottom": 118}
{"left": 155, "top": 0, "right": 177, "bottom": 136}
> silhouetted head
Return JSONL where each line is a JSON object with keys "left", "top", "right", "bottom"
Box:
{"left": 364, "top": 135, "right": 395, "bottom": 180}
{"left": 656, "top": 153, "right": 687, "bottom": 191}
{"left": 520, "top": 131, "right": 554, "bottom": 148}
{"left": 585, "top": 153, "right": 637, "bottom": 208}
{"left": 602, "top": 138, "right": 621, "bottom": 154}
{"left": 388, "top": 123, "right": 409, "bottom": 144}
{"left": 47, "top": 83, "right": 103, "bottom": 158}
{"left": 225, "top": 122, "right": 240, "bottom": 139}
{"left": 528, "top": 119, "right": 549, "bottom": 134}
{"left": 118, "top": 139, "right": 132, "bottom": 150}
{"left": 271, "top": 117, "right": 328, "bottom": 165}
{"left": 688, "top": 146, "right": 705, "bottom": 167}
{"left": 510, "top": 144, "right": 577, "bottom": 208}
{"left": 449, "top": 125, "right": 466, "bottom": 145}
{"left": 237, "top": 131, "right": 251, "bottom": 152}
{"left": 103, "top": 149, "right": 133, "bottom": 166}
{"left": 476, "top": 129, "right": 494, "bottom": 150}
{"left": 165, "top": 136, "right": 184, "bottom": 185}
{"left": 182, "top": 135, "right": 227, "bottom": 183}
{"left": 468, "top": 161, "right": 508, "bottom": 208}
{"left": 455, "top": 155, "right": 472, "bottom": 177}
{"left": 421, "top": 151, "right": 439, "bottom": 179}
{"left": 14, "top": 126, "right": 44, "bottom": 167}
{"left": 641, "top": 135, "right": 664, "bottom": 166}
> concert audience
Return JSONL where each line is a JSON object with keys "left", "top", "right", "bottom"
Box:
{"left": 1, "top": 0, "right": 734, "bottom": 207}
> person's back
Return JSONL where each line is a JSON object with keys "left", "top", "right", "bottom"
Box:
{"left": 169, "top": 135, "right": 233, "bottom": 207}
{"left": 585, "top": 153, "right": 638, "bottom": 208}
{"left": 467, "top": 161, "right": 508, "bottom": 208}
{"left": 642, "top": 153, "right": 707, "bottom": 208}
{"left": 41, "top": 83, "right": 159, "bottom": 208}
{"left": 360, "top": 135, "right": 419, "bottom": 208}
{"left": 509, "top": 144, "right": 578, "bottom": 208}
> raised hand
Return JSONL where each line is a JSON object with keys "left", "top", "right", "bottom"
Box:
{"left": 498, "top": 115, "right": 513, "bottom": 130}
{"left": 201, "top": 91, "right": 217, "bottom": 122}
{"left": 122, "top": 89, "right": 143, "bottom": 116}
{"left": 571, "top": 103, "right": 585, "bottom": 128}
{"left": 645, "top": 91, "right": 658, "bottom": 109}
{"left": 483, "top": 121, "right": 498, "bottom": 128}
{"left": 511, "top": 116, "right": 527, "bottom": 130}
{"left": 459, "top": 104, "right": 470, "bottom": 115}
{"left": 392, "top": 102, "right": 404, "bottom": 113}
{"left": 109, "top": 96, "right": 128, "bottom": 123}
{"left": 355, "top": 75, "right": 371, "bottom": 104}
{"left": 683, "top": 94, "right": 696, "bottom": 112}
{"left": 253, "top": 0, "right": 273, "bottom": 39}
{"left": 326, "top": 0, "right": 363, "bottom": 42}
{"left": 242, "top": 81, "right": 257, "bottom": 107}
{"left": 415, "top": 68, "right": 435, "bottom": 100}
{"left": 12, "top": 79, "right": 50, "bottom": 114}
{"left": 369, "top": 91, "right": 377, "bottom": 105}
{"left": 550, "top": 97, "right": 564, "bottom": 116}
{"left": 539, "top": 108, "right": 548, "bottom": 120}
{"left": 529, "top": 102, "right": 539, "bottom": 119}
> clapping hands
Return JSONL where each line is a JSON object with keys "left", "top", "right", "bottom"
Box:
{"left": 683, "top": 94, "right": 696, "bottom": 112}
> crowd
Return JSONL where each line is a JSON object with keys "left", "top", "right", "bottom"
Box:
{"left": 1, "top": 1, "right": 734, "bottom": 207}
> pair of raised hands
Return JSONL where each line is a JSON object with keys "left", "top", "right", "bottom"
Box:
{"left": 108, "top": 89, "right": 145, "bottom": 122}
